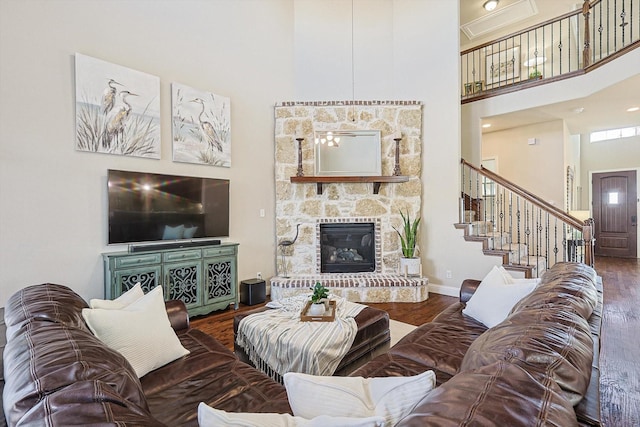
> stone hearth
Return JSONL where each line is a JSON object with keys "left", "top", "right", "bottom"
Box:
{"left": 270, "top": 274, "right": 428, "bottom": 303}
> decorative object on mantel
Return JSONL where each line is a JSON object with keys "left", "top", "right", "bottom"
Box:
{"left": 314, "top": 130, "right": 381, "bottom": 177}
{"left": 74, "top": 53, "right": 160, "bottom": 159}
{"left": 278, "top": 223, "right": 301, "bottom": 278}
{"left": 295, "top": 133, "right": 305, "bottom": 177}
{"left": 394, "top": 210, "right": 422, "bottom": 277}
{"left": 393, "top": 131, "right": 402, "bottom": 176}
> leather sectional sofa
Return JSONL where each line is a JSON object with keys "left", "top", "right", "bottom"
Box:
{"left": 2, "top": 262, "right": 600, "bottom": 426}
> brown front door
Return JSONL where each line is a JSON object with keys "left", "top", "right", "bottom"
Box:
{"left": 593, "top": 170, "right": 637, "bottom": 258}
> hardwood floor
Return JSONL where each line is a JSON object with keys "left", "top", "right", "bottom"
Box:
{"left": 191, "top": 256, "right": 639, "bottom": 426}
{"left": 594, "top": 256, "right": 640, "bottom": 427}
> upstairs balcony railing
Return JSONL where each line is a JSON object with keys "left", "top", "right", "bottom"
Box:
{"left": 460, "top": 160, "right": 594, "bottom": 275}
{"left": 461, "top": 0, "right": 640, "bottom": 101}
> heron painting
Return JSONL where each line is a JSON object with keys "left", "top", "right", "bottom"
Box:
{"left": 75, "top": 53, "right": 160, "bottom": 158}
{"left": 171, "top": 82, "right": 231, "bottom": 167}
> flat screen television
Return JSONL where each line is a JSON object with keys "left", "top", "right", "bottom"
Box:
{"left": 107, "top": 169, "right": 230, "bottom": 245}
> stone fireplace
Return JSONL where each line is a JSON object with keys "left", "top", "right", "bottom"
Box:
{"left": 318, "top": 219, "right": 378, "bottom": 274}
{"left": 271, "top": 101, "right": 428, "bottom": 302}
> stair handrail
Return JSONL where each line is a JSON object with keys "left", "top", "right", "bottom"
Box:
{"left": 461, "top": 159, "right": 582, "bottom": 227}
{"left": 461, "top": 159, "right": 594, "bottom": 266}
{"left": 461, "top": 0, "right": 639, "bottom": 100}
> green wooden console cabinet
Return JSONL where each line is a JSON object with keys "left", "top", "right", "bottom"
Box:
{"left": 103, "top": 243, "right": 239, "bottom": 316}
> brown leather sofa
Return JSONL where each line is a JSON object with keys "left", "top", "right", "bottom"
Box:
{"left": 354, "top": 262, "right": 602, "bottom": 427}
{"left": 2, "top": 283, "right": 291, "bottom": 426}
{"left": 2, "top": 262, "right": 600, "bottom": 426}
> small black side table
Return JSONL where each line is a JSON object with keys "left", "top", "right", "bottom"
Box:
{"left": 240, "top": 278, "right": 266, "bottom": 306}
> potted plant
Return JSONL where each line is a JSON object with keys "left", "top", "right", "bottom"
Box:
{"left": 529, "top": 69, "right": 542, "bottom": 79}
{"left": 308, "top": 282, "right": 329, "bottom": 315}
{"left": 394, "top": 210, "right": 421, "bottom": 276}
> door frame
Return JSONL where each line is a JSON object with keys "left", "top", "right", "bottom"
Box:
{"left": 588, "top": 167, "right": 640, "bottom": 259}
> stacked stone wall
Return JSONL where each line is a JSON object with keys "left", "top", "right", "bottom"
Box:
{"left": 274, "top": 101, "right": 423, "bottom": 276}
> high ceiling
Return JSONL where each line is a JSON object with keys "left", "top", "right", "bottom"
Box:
{"left": 460, "top": 0, "right": 640, "bottom": 135}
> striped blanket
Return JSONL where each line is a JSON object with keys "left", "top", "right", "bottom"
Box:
{"left": 236, "top": 296, "right": 366, "bottom": 382}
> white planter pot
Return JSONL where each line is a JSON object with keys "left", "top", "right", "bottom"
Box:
{"left": 399, "top": 257, "right": 421, "bottom": 277}
{"left": 308, "top": 303, "right": 326, "bottom": 316}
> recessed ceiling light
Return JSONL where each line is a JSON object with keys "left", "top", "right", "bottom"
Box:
{"left": 627, "top": 106, "right": 639, "bottom": 112}
{"left": 482, "top": 123, "right": 492, "bottom": 128}
{"left": 483, "top": 0, "right": 499, "bottom": 11}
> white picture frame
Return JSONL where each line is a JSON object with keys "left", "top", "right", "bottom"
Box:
{"left": 75, "top": 53, "right": 160, "bottom": 159}
{"left": 171, "top": 82, "right": 231, "bottom": 168}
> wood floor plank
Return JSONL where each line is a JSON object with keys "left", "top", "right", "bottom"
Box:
{"left": 595, "top": 256, "right": 640, "bottom": 427}
{"left": 191, "top": 257, "right": 640, "bottom": 426}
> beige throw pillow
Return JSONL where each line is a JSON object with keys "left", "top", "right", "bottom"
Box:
{"left": 462, "top": 265, "right": 539, "bottom": 328}
{"left": 283, "top": 371, "right": 435, "bottom": 427}
{"left": 197, "top": 403, "right": 384, "bottom": 427}
{"left": 82, "top": 285, "right": 189, "bottom": 378}
{"left": 89, "top": 282, "right": 144, "bottom": 309}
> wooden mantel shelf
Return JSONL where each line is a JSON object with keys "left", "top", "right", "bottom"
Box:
{"left": 290, "top": 175, "right": 409, "bottom": 195}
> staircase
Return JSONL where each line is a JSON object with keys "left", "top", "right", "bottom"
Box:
{"left": 456, "top": 160, "right": 594, "bottom": 278}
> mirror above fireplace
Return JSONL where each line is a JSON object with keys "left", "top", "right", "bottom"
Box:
{"left": 314, "top": 130, "right": 381, "bottom": 176}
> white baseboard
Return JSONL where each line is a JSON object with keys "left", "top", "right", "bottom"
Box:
{"left": 428, "top": 284, "right": 459, "bottom": 297}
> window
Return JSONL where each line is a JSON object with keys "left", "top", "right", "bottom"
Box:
{"left": 608, "top": 192, "right": 619, "bottom": 205}
{"left": 590, "top": 126, "right": 640, "bottom": 143}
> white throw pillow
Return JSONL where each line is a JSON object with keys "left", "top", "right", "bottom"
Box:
{"left": 89, "top": 282, "right": 144, "bottom": 309}
{"left": 82, "top": 285, "right": 189, "bottom": 378}
{"left": 197, "top": 403, "right": 384, "bottom": 427}
{"left": 462, "top": 265, "right": 540, "bottom": 328}
{"left": 283, "top": 371, "right": 435, "bottom": 427}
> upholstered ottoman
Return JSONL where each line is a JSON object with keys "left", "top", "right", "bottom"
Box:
{"left": 234, "top": 303, "right": 390, "bottom": 378}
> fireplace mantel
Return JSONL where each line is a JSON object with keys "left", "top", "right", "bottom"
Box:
{"left": 290, "top": 175, "right": 409, "bottom": 194}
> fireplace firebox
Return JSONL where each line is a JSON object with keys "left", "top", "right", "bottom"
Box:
{"left": 320, "top": 223, "right": 375, "bottom": 273}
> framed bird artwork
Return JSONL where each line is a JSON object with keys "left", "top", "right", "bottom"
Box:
{"left": 74, "top": 53, "right": 160, "bottom": 159}
{"left": 171, "top": 82, "right": 231, "bottom": 168}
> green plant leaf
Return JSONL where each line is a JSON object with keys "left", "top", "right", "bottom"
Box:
{"left": 394, "top": 209, "right": 420, "bottom": 258}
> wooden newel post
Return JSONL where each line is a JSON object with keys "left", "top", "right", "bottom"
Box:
{"left": 582, "top": 0, "right": 591, "bottom": 68}
{"left": 296, "top": 137, "right": 304, "bottom": 177}
{"left": 393, "top": 135, "right": 402, "bottom": 176}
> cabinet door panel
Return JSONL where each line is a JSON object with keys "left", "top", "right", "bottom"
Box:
{"left": 165, "top": 262, "right": 201, "bottom": 308}
{"left": 204, "top": 257, "right": 235, "bottom": 303}
{"left": 114, "top": 266, "right": 161, "bottom": 294}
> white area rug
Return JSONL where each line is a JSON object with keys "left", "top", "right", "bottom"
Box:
{"left": 389, "top": 319, "right": 417, "bottom": 347}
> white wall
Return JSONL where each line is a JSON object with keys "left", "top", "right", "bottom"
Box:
{"left": 293, "top": 0, "right": 496, "bottom": 295}
{"left": 0, "top": 0, "right": 294, "bottom": 305}
{"left": 482, "top": 120, "right": 566, "bottom": 207}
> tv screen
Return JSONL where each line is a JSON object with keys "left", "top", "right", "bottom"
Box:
{"left": 107, "top": 169, "right": 229, "bottom": 245}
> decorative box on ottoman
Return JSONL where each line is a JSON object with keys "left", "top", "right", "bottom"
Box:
{"left": 241, "top": 278, "right": 266, "bottom": 306}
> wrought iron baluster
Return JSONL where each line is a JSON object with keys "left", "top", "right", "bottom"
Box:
{"left": 516, "top": 196, "right": 521, "bottom": 259}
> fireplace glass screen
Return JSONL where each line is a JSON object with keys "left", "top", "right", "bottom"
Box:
{"left": 320, "top": 223, "right": 375, "bottom": 273}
